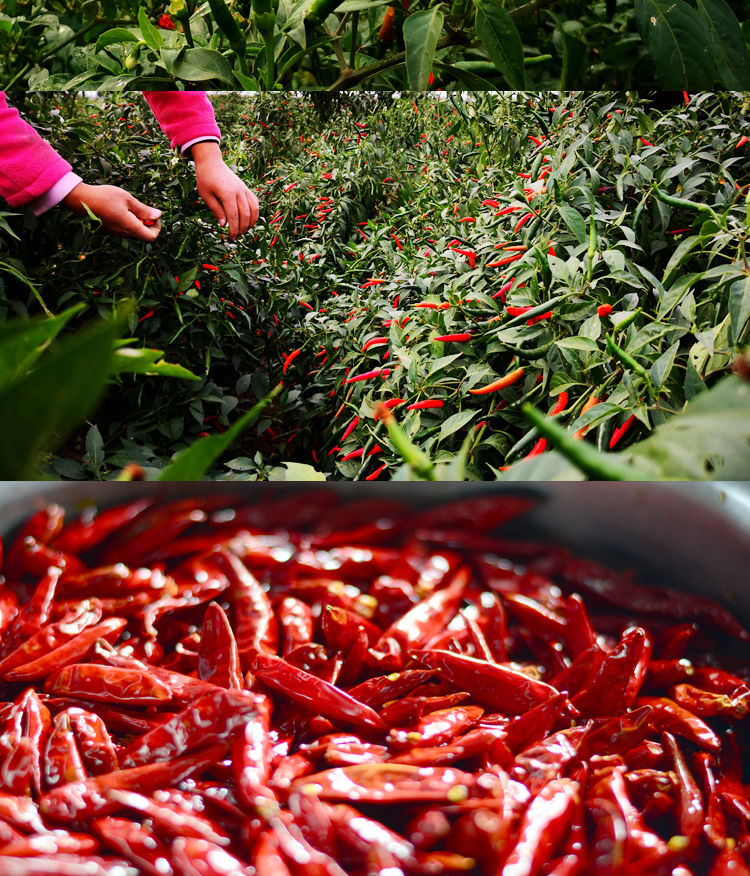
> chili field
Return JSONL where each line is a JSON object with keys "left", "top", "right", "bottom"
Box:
{"left": 1, "top": 90, "right": 749, "bottom": 481}
{"left": 2, "top": 0, "right": 749, "bottom": 91}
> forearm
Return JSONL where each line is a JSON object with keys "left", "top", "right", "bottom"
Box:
{"left": 142, "top": 92, "right": 221, "bottom": 154}
{"left": 0, "top": 91, "right": 76, "bottom": 210}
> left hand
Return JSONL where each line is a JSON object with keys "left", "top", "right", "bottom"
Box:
{"left": 191, "top": 141, "right": 259, "bottom": 240}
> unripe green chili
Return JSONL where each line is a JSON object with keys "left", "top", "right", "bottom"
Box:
{"left": 522, "top": 403, "right": 651, "bottom": 480}
{"left": 652, "top": 182, "right": 720, "bottom": 225}
{"left": 499, "top": 338, "right": 555, "bottom": 359}
{"left": 612, "top": 307, "right": 642, "bottom": 333}
{"left": 305, "top": 0, "right": 345, "bottom": 28}
{"left": 375, "top": 405, "right": 436, "bottom": 481}
{"left": 605, "top": 333, "right": 654, "bottom": 395}
{"left": 586, "top": 211, "right": 597, "bottom": 281}
{"left": 530, "top": 153, "right": 543, "bottom": 181}
{"left": 209, "top": 0, "right": 246, "bottom": 45}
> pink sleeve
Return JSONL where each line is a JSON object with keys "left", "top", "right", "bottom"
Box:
{"left": 0, "top": 91, "right": 75, "bottom": 208}
{"left": 143, "top": 92, "right": 221, "bottom": 151}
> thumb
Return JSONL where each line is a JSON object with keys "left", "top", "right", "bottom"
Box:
{"left": 202, "top": 191, "right": 227, "bottom": 228}
{"left": 128, "top": 195, "right": 162, "bottom": 224}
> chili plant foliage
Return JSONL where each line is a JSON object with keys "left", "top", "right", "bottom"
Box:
{"left": 1, "top": 0, "right": 749, "bottom": 90}
{"left": 1, "top": 90, "right": 749, "bottom": 480}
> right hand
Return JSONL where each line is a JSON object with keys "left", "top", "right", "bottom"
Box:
{"left": 62, "top": 183, "right": 162, "bottom": 242}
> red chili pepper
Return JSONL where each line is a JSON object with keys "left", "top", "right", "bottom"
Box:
{"left": 514, "top": 212, "right": 535, "bottom": 232}
{"left": 597, "top": 303, "right": 613, "bottom": 318}
{"left": 405, "top": 399, "right": 444, "bottom": 410}
{"left": 282, "top": 349, "right": 302, "bottom": 373}
{"left": 346, "top": 368, "right": 382, "bottom": 383}
{"left": 434, "top": 333, "right": 472, "bottom": 342}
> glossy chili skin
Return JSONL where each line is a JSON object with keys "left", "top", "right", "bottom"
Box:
{"left": 0, "top": 494, "right": 747, "bottom": 876}
{"left": 410, "top": 648, "right": 560, "bottom": 713}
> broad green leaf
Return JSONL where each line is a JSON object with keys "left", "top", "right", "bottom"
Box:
{"left": 337, "top": 0, "right": 390, "bottom": 10}
{"left": 634, "top": 0, "right": 715, "bottom": 88}
{"left": 696, "top": 0, "right": 750, "bottom": 88}
{"left": 439, "top": 408, "right": 477, "bottom": 442}
{"left": 138, "top": 7, "right": 164, "bottom": 50}
{"left": 729, "top": 275, "right": 750, "bottom": 346}
{"left": 95, "top": 27, "right": 140, "bottom": 52}
{"left": 662, "top": 235, "right": 702, "bottom": 286}
{"left": 624, "top": 375, "right": 750, "bottom": 478}
{"left": 158, "top": 384, "right": 281, "bottom": 480}
{"left": 0, "top": 305, "right": 83, "bottom": 392}
{"left": 85, "top": 425, "right": 105, "bottom": 472}
{"left": 0, "top": 314, "right": 125, "bottom": 480}
{"left": 495, "top": 451, "right": 584, "bottom": 480}
{"left": 475, "top": 0, "right": 525, "bottom": 89}
{"left": 403, "top": 7, "right": 445, "bottom": 91}
{"left": 168, "top": 47, "right": 237, "bottom": 85}
{"left": 269, "top": 462, "right": 328, "bottom": 481}
{"left": 557, "top": 204, "right": 587, "bottom": 244}
{"left": 110, "top": 347, "right": 200, "bottom": 380}
{"left": 555, "top": 337, "right": 599, "bottom": 353}
{"left": 649, "top": 340, "right": 680, "bottom": 388}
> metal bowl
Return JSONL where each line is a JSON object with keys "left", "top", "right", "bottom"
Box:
{"left": 1, "top": 481, "right": 749, "bottom": 627}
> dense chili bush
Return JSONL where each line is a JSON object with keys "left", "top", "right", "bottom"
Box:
{"left": 1, "top": 90, "right": 749, "bottom": 480}
{"left": 1, "top": 0, "right": 749, "bottom": 90}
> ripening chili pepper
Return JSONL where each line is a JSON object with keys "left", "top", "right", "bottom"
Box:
{"left": 737, "top": 135, "right": 749, "bottom": 149}
{"left": 597, "top": 304, "right": 613, "bottom": 318}
{"left": 469, "top": 367, "right": 525, "bottom": 395}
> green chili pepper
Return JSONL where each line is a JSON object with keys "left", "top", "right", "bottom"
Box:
{"left": 652, "top": 182, "right": 720, "bottom": 225}
{"left": 209, "top": 0, "right": 247, "bottom": 49}
{"left": 605, "top": 333, "right": 654, "bottom": 395}
{"left": 530, "top": 153, "right": 543, "bottom": 182}
{"left": 522, "top": 403, "right": 651, "bottom": 480}
{"left": 612, "top": 307, "right": 642, "bottom": 333}
{"left": 377, "top": 406, "right": 436, "bottom": 481}
{"left": 305, "top": 0, "right": 346, "bottom": 28}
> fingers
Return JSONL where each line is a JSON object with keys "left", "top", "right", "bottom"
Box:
{"left": 222, "top": 192, "right": 240, "bottom": 241}
{"left": 236, "top": 192, "right": 251, "bottom": 239}
{"left": 122, "top": 195, "right": 162, "bottom": 241}
{"left": 247, "top": 190, "right": 260, "bottom": 229}
{"left": 202, "top": 190, "right": 227, "bottom": 231}
{"left": 115, "top": 211, "right": 161, "bottom": 242}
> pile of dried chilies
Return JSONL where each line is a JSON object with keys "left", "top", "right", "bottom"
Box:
{"left": 0, "top": 491, "right": 748, "bottom": 876}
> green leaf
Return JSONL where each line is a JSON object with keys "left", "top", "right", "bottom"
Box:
{"left": 95, "top": 27, "right": 140, "bottom": 52}
{"left": 474, "top": 0, "right": 525, "bottom": 89}
{"left": 555, "top": 337, "right": 599, "bottom": 353}
{"left": 0, "top": 305, "right": 83, "bottom": 393}
{"left": 168, "top": 47, "right": 237, "bottom": 85}
{"left": 729, "top": 275, "right": 750, "bottom": 346}
{"left": 439, "top": 408, "right": 477, "bottom": 442}
{"left": 110, "top": 347, "right": 200, "bottom": 380}
{"left": 158, "top": 384, "right": 281, "bottom": 480}
{"left": 84, "top": 424, "right": 105, "bottom": 472}
{"left": 696, "top": 0, "right": 750, "bottom": 88}
{"left": 138, "top": 7, "right": 164, "bottom": 50}
{"left": 624, "top": 375, "right": 750, "bottom": 478}
{"left": 557, "top": 204, "right": 587, "bottom": 244}
{"left": 649, "top": 340, "right": 680, "bottom": 389}
{"left": 268, "top": 461, "right": 328, "bottom": 481}
{"left": 0, "top": 314, "right": 126, "bottom": 480}
{"left": 634, "top": 0, "right": 715, "bottom": 88}
{"left": 403, "top": 7, "right": 445, "bottom": 90}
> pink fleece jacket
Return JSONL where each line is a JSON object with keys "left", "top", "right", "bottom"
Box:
{"left": 0, "top": 92, "right": 221, "bottom": 214}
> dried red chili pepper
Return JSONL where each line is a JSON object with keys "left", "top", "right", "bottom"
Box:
{"left": 0, "top": 493, "right": 746, "bottom": 876}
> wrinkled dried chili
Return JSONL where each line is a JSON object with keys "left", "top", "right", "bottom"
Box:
{"left": 0, "top": 493, "right": 747, "bottom": 875}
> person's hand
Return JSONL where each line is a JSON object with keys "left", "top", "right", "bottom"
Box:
{"left": 191, "top": 141, "right": 259, "bottom": 241}
{"left": 62, "top": 183, "right": 162, "bottom": 242}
